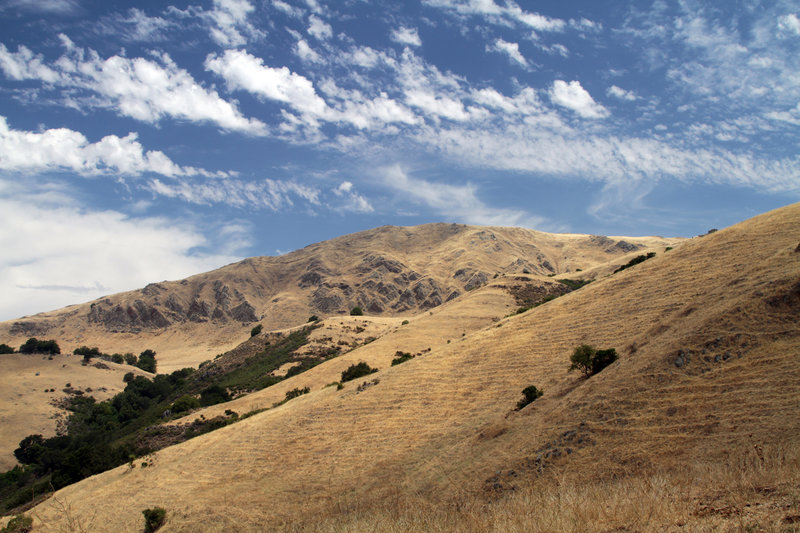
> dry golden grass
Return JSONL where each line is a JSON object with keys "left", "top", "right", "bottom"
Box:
{"left": 0, "top": 353, "right": 149, "bottom": 470}
{"left": 11, "top": 205, "right": 800, "bottom": 531}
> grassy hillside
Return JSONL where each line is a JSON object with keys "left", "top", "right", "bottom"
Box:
{"left": 13, "top": 203, "right": 799, "bottom": 531}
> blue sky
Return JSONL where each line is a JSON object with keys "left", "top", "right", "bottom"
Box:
{"left": 0, "top": 0, "right": 798, "bottom": 320}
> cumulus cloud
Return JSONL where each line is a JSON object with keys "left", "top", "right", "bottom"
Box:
{"left": 0, "top": 178, "right": 244, "bottom": 320}
{"left": 778, "top": 13, "right": 800, "bottom": 35}
{"left": 205, "top": 0, "right": 260, "bottom": 47}
{"left": 308, "top": 14, "right": 332, "bottom": 40}
{"left": 295, "top": 39, "right": 322, "bottom": 63}
{"left": 607, "top": 85, "right": 637, "bottom": 101}
{"left": 488, "top": 39, "right": 528, "bottom": 67}
{"left": 206, "top": 49, "right": 328, "bottom": 118}
{"left": 0, "top": 116, "right": 228, "bottom": 178}
{"left": 0, "top": 38, "right": 267, "bottom": 135}
{"left": 391, "top": 26, "right": 422, "bottom": 47}
{"left": 550, "top": 80, "right": 609, "bottom": 119}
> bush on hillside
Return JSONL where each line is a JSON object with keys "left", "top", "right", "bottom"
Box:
{"left": 350, "top": 306, "right": 364, "bottom": 316}
{"left": 308, "top": 315, "right": 319, "bottom": 322}
{"left": 74, "top": 346, "right": 101, "bottom": 361}
{"left": 613, "top": 252, "right": 656, "bottom": 274}
{"left": 341, "top": 362, "right": 377, "bottom": 383}
{"left": 0, "top": 343, "right": 14, "bottom": 354}
{"left": 199, "top": 384, "right": 231, "bottom": 407}
{"left": 284, "top": 387, "right": 310, "bottom": 401}
{"left": 136, "top": 349, "right": 157, "bottom": 373}
{"left": 568, "top": 345, "right": 618, "bottom": 378}
{"left": 124, "top": 353, "right": 138, "bottom": 366}
{"left": 18, "top": 338, "right": 60, "bottom": 355}
{"left": 250, "top": 324, "right": 263, "bottom": 337}
{"left": 391, "top": 351, "right": 414, "bottom": 366}
{"left": 170, "top": 395, "right": 200, "bottom": 414}
{"left": 142, "top": 507, "right": 166, "bottom": 532}
{"left": 515, "top": 385, "right": 543, "bottom": 410}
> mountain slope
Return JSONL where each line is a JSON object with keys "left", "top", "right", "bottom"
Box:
{"left": 0, "top": 224, "right": 677, "bottom": 372}
{"left": 22, "top": 204, "right": 800, "bottom": 531}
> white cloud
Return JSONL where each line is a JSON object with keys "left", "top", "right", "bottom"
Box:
{"left": 0, "top": 38, "right": 267, "bottom": 135}
{"left": 778, "top": 13, "right": 800, "bottom": 36}
{"left": 383, "top": 165, "right": 545, "bottom": 227}
{"left": 331, "top": 181, "right": 373, "bottom": 213}
{"left": 488, "top": 39, "right": 528, "bottom": 67}
{"left": 0, "top": 116, "right": 227, "bottom": 178}
{"left": 102, "top": 8, "right": 173, "bottom": 42}
{"left": 295, "top": 39, "right": 322, "bottom": 63}
{"left": 0, "top": 44, "right": 61, "bottom": 83}
{"left": 308, "top": 14, "right": 332, "bottom": 40}
{"left": 205, "top": 49, "right": 328, "bottom": 118}
{"left": 205, "top": 0, "right": 260, "bottom": 47}
{"left": 0, "top": 178, "right": 244, "bottom": 321}
{"left": 550, "top": 80, "right": 609, "bottom": 119}
{"left": 2, "top": 0, "right": 79, "bottom": 13}
{"left": 272, "top": 0, "right": 304, "bottom": 18}
{"left": 607, "top": 85, "right": 637, "bottom": 101}
{"left": 148, "top": 177, "right": 321, "bottom": 209}
{"left": 424, "top": 0, "right": 565, "bottom": 33}
{"left": 391, "top": 26, "right": 422, "bottom": 47}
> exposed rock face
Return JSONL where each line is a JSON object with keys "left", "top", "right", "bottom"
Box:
{"left": 87, "top": 300, "right": 170, "bottom": 330}
{"left": 454, "top": 268, "right": 489, "bottom": 291}
{"left": 9, "top": 321, "right": 51, "bottom": 336}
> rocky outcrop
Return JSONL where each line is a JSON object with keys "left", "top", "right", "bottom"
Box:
{"left": 88, "top": 300, "right": 170, "bottom": 330}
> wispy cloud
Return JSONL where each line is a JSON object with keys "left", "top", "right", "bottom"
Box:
{"left": 383, "top": 165, "right": 545, "bottom": 227}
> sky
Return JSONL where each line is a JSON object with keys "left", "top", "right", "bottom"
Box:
{"left": 0, "top": 0, "right": 798, "bottom": 321}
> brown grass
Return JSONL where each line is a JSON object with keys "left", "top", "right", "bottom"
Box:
{"left": 10, "top": 203, "right": 800, "bottom": 531}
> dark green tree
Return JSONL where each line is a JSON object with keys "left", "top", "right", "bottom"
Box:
{"left": 515, "top": 385, "right": 543, "bottom": 410}
{"left": 349, "top": 306, "right": 364, "bottom": 316}
{"left": 136, "top": 350, "right": 157, "bottom": 373}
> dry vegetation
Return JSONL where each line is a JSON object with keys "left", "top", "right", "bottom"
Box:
{"left": 3, "top": 204, "right": 800, "bottom": 532}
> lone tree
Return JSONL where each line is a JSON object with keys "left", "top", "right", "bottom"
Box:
{"left": 569, "top": 344, "right": 618, "bottom": 378}
{"left": 350, "top": 306, "right": 364, "bottom": 316}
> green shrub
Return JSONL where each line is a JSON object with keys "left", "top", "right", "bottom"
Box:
{"left": 341, "top": 362, "right": 377, "bottom": 382}
{"left": 391, "top": 351, "right": 414, "bottom": 366}
{"left": 0, "top": 514, "right": 32, "bottom": 533}
{"left": 123, "top": 372, "right": 135, "bottom": 383}
{"left": 124, "top": 353, "right": 137, "bottom": 366}
{"left": 170, "top": 395, "right": 200, "bottom": 414}
{"left": 284, "top": 387, "right": 310, "bottom": 401}
{"left": 250, "top": 324, "right": 263, "bottom": 337}
{"left": 515, "top": 385, "right": 543, "bottom": 410}
{"left": 350, "top": 306, "right": 364, "bottom": 316}
{"left": 73, "top": 346, "right": 101, "bottom": 359}
{"left": 568, "top": 345, "right": 618, "bottom": 378}
{"left": 0, "top": 343, "right": 14, "bottom": 354}
{"left": 557, "top": 278, "right": 591, "bottom": 291}
{"left": 401, "top": 320, "right": 409, "bottom": 325}
{"left": 308, "top": 315, "right": 319, "bottom": 322}
{"left": 613, "top": 252, "right": 656, "bottom": 274}
{"left": 142, "top": 507, "right": 166, "bottom": 532}
{"left": 199, "top": 385, "right": 230, "bottom": 406}
{"left": 110, "top": 353, "right": 124, "bottom": 364}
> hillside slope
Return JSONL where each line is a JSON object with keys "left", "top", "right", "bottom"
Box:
{"left": 0, "top": 224, "right": 678, "bottom": 372}
{"left": 23, "top": 204, "right": 800, "bottom": 531}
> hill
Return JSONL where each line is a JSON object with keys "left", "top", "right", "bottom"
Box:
{"left": 11, "top": 203, "right": 799, "bottom": 531}
{"left": 0, "top": 224, "right": 677, "bottom": 373}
